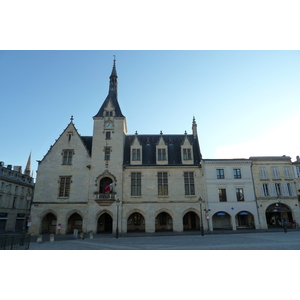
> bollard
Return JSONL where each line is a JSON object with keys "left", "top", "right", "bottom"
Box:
{"left": 79, "top": 232, "right": 84, "bottom": 240}
{"left": 89, "top": 231, "right": 93, "bottom": 239}
{"left": 50, "top": 234, "right": 55, "bottom": 242}
{"left": 37, "top": 234, "right": 42, "bottom": 243}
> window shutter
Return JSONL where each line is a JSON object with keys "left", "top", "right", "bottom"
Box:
{"left": 260, "top": 167, "right": 267, "bottom": 179}
{"left": 272, "top": 167, "right": 279, "bottom": 179}
{"left": 284, "top": 167, "right": 291, "bottom": 179}
{"left": 269, "top": 183, "right": 277, "bottom": 197}
{"left": 281, "top": 183, "right": 289, "bottom": 197}
{"left": 260, "top": 184, "right": 266, "bottom": 197}
{"left": 293, "top": 166, "right": 300, "bottom": 178}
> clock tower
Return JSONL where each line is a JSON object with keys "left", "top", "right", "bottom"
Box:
{"left": 90, "top": 58, "right": 127, "bottom": 198}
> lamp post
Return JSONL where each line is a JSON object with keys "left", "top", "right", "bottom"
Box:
{"left": 199, "top": 197, "right": 204, "bottom": 236}
{"left": 22, "top": 193, "right": 32, "bottom": 231}
{"left": 116, "top": 198, "right": 120, "bottom": 239}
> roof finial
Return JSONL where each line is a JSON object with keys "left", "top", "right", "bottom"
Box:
{"left": 70, "top": 115, "right": 74, "bottom": 123}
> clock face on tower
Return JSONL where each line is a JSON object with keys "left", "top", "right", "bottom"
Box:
{"left": 105, "top": 122, "right": 113, "bottom": 129}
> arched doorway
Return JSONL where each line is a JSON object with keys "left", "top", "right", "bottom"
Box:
{"left": 99, "top": 177, "right": 113, "bottom": 194}
{"left": 235, "top": 211, "right": 255, "bottom": 229}
{"left": 67, "top": 213, "right": 83, "bottom": 234}
{"left": 212, "top": 212, "right": 232, "bottom": 230}
{"left": 183, "top": 211, "right": 199, "bottom": 231}
{"left": 41, "top": 213, "right": 57, "bottom": 234}
{"left": 266, "top": 203, "right": 292, "bottom": 228}
{"left": 97, "top": 213, "right": 113, "bottom": 233}
{"left": 127, "top": 212, "right": 145, "bottom": 232}
{"left": 155, "top": 212, "right": 173, "bottom": 232}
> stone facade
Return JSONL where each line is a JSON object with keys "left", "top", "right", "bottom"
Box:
{"left": 28, "top": 60, "right": 300, "bottom": 235}
{"left": 0, "top": 160, "right": 34, "bottom": 232}
{"left": 202, "top": 159, "right": 260, "bottom": 231}
{"left": 251, "top": 156, "right": 300, "bottom": 229}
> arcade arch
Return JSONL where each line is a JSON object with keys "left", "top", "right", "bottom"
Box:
{"left": 155, "top": 211, "right": 173, "bottom": 232}
{"left": 266, "top": 203, "right": 293, "bottom": 228}
{"left": 212, "top": 211, "right": 232, "bottom": 230}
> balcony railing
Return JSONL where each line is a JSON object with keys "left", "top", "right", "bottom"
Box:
{"left": 94, "top": 193, "right": 116, "bottom": 200}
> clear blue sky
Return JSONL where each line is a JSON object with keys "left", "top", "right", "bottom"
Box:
{"left": 1, "top": 50, "right": 299, "bottom": 177}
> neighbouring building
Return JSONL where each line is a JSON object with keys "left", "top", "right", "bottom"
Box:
{"left": 0, "top": 155, "right": 34, "bottom": 233}
{"left": 251, "top": 156, "right": 300, "bottom": 229}
{"left": 202, "top": 159, "right": 260, "bottom": 231}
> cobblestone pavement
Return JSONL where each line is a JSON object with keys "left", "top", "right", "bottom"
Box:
{"left": 28, "top": 230, "right": 300, "bottom": 250}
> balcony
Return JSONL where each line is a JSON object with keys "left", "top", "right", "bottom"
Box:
{"left": 94, "top": 192, "right": 116, "bottom": 206}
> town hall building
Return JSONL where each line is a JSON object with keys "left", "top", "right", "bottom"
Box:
{"left": 29, "top": 60, "right": 206, "bottom": 235}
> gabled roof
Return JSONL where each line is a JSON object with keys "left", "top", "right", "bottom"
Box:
{"left": 124, "top": 134, "right": 202, "bottom": 166}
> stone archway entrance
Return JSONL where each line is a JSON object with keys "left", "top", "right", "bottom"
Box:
{"left": 97, "top": 213, "right": 113, "bottom": 233}
{"left": 183, "top": 211, "right": 199, "bottom": 231}
{"left": 155, "top": 212, "right": 173, "bottom": 232}
{"left": 41, "top": 213, "right": 57, "bottom": 234}
{"left": 235, "top": 211, "right": 255, "bottom": 229}
{"left": 212, "top": 212, "right": 232, "bottom": 230}
{"left": 266, "top": 203, "right": 293, "bottom": 228}
{"left": 127, "top": 212, "right": 145, "bottom": 232}
{"left": 67, "top": 213, "right": 83, "bottom": 234}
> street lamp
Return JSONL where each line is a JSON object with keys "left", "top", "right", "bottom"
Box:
{"left": 199, "top": 197, "right": 204, "bottom": 236}
{"left": 22, "top": 193, "right": 32, "bottom": 231}
{"left": 116, "top": 198, "right": 120, "bottom": 239}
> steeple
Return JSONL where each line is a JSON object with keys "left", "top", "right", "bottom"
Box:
{"left": 109, "top": 56, "right": 118, "bottom": 95}
{"left": 24, "top": 152, "right": 31, "bottom": 176}
{"left": 94, "top": 57, "right": 124, "bottom": 118}
{"left": 192, "top": 116, "right": 197, "bottom": 138}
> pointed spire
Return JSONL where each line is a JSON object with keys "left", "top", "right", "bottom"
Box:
{"left": 109, "top": 56, "right": 118, "bottom": 94}
{"left": 24, "top": 152, "right": 31, "bottom": 176}
{"left": 94, "top": 57, "right": 124, "bottom": 118}
{"left": 192, "top": 116, "right": 197, "bottom": 138}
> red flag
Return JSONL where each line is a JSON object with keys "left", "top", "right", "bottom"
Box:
{"left": 104, "top": 182, "right": 114, "bottom": 193}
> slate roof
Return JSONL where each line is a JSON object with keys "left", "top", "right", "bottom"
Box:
{"left": 124, "top": 134, "right": 202, "bottom": 166}
{"left": 94, "top": 59, "right": 124, "bottom": 118}
{"left": 81, "top": 136, "right": 93, "bottom": 156}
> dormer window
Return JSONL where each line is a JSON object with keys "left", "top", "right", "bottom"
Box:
{"left": 105, "top": 111, "right": 113, "bottom": 117}
{"left": 158, "top": 149, "right": 166, "bottom": 161}
{"left": 132, "top": 149, "right": 141, "bottom": 161}
{"left": 183, "top": 148, "right": 192, "bottom": 160}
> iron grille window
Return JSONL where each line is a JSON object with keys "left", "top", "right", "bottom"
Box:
{"left": 236, "top": 188, "right": 244, "bottom": 201}
{"left": 62, "top": 150, "right": 73, "bottom": 165}
{"left": 59, "top": 177, "right": 71, "bottom": 197}
{"left": 183, "top": 148, "right": 192, "bottom": 160}
{"left": 217, "top": 169, "right": 225, "bottom": 179}
{"left": 158, "top": 172, "right": 168, "bottom": 195}
{"left": 131, "top": 173, "right": 141, "bottom": 196}
{"left": 104, "top": 147, "right": 110, "bottom": 160}
{"left": 233, "top": 169, "right": 241, "bottom": 179}
{"left": 218, "top": 189, "right": 227, "bottom": 202}
{"left": 184, "top": 172, "right": 195, "bottom": 195}
{"left": 158, "top": 149, "right": 166, "bottom": 160}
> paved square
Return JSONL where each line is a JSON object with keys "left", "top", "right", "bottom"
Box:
{"left": 28, "top": 231, "right": 300, "bottom": 250}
